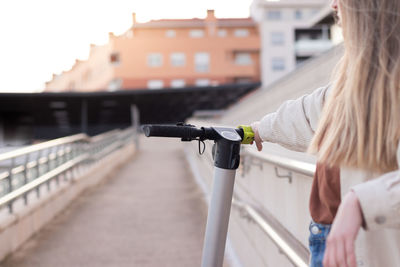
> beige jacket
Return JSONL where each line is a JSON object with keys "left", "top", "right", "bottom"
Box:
{"left": 257, "top": 86, "right": 400, "bottom": 267}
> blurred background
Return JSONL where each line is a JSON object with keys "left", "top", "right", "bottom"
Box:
{"left": 0, "top": 1, "right": 344, "bottom": 266}
{"left": 0, "top": 0, "right": 342, "bottom": 146}
{"left": 0, "top": 0, "right": 254, "bottom": 93}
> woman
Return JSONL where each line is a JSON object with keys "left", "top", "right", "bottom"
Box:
{"left": 251, "top": 0, "right": 400, "bottom": 266}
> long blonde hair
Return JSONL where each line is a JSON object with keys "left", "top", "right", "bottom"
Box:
{"left": 309, "top": 0, "right": 400, "bottom": 173}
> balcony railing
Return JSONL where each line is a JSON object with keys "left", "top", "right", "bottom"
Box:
{"left": 295, "top": 39, "right": 333, "bottom": 57}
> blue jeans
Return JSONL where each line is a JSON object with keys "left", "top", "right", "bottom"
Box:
{"left": 308, "top": 221, "right": 332, "bottom": 267}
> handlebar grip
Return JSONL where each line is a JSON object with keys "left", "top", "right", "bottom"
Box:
{"left": 237, "top": 125, "right": 254, "bottom": 144}
{"left": 142, "top": 125, "right": 203, "bottom": 139}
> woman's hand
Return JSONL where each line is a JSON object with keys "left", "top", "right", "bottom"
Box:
{"left": 323, "top": 191, "right": 363, "bottom": 267}
{"left": 251, "top": 122, "right": 263, "bottom": 151}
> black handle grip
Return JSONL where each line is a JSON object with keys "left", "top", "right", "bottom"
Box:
{"left": 142, "top": 125, "right": 203, "bottom": 139}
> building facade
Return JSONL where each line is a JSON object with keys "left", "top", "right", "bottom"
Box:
{"left": 45, "top": 10, "right": 260, "bottom": 92}
{"left": 250, "top": 0, "right": 335, "bottom": 88}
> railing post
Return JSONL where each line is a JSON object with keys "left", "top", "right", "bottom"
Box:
{"left": 45, "top": 148, "right": 51, "bottom": 191}
{"left": 55, "top": 145, "right": 61, "bottom": 184}
{"left": 23, "top": 153, "right": 30, "bottom": 205}
{"left": 73, "top": 141, "right": 79, "bottom": 175}
{"left": 63, "top": 145, "right": 69, "bottom": 181}
{"left": 7, "top": 157, "right": 15, "bottom": 213}
{"left": 36, "top": 150, "right": 42, "bottom": 199}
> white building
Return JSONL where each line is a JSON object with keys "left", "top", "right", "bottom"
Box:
{"left": 251, "top": 0, "right": 336, "bottom": 87}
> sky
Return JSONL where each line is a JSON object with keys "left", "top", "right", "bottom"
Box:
{"left": 0, "top": 0, "right": 253, "bottom": 93}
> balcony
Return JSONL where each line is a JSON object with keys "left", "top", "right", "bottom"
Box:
{"left": 295, "top": 39, "right": 333, "bottom": 57}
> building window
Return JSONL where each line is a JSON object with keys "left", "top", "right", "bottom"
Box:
{"left": 165, "top": 30, "right": 176, "bottom": 38}
{"left": 170, "top": 52, "right": 186, "bottom": 67}
{"left": 234, "top": 53, "right": 253, "bottom": 65}
{"left": 195, "top": 79, "right": 210, "bottom": 87}
{"left": 107, "top": 78, "right": 123, "bottom": 91}
{"left": 147, "top": 80, "right": 164, "bottom": 89}
{"left": 266, "top": 10, "right": 281, "bottom": 20}
{"left": 271, "top": 32, "right": 285, "bottom": 45}
{"left": 189, "top": 29, "right": 204, "bottom": 38}
{"left": 147, "top": 53, "right": 163, "bottom": 67}
{"left": 171, "top": 79, "right": 185, "bottom": 88}
{"left": 294, "top": 10, "right": 303, "bottom": 20}
{"left": 194, "top": 52, "right": 210, "bottom": 73}
{"left": 297, "top": 33, "right": 311, "bottom": 40}
{"left": 110, "top": 52, "right": 120, "bottom": 65}
{"left": 234, "top": 29, "right": 249, "bottom": 37}
{"left": 271, "top": 57, "right": 285, "bottom": 71}
{"left": 218, "top": 29, "right": 227, "bottom": 37}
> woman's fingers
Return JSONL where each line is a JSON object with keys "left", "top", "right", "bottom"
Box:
{"left": 324, "top": 237, "right": 355, "bottom": 267}
{"left": 323, "top": 240, "right": 337, "bottom": 267}
{"left": 335, "top": 238, "right": 349, "bottom": 267}
{"left": 323, "top": 191, "right": 362, "bottom": 267}
{"left": 345, "top": 238, "right": 357, "bottom": 267}
{"left": 255, "top": 139, "right": 263, "bottom": 151}
{"left": 251, "top": 121, "right": 263, "bottom": 151}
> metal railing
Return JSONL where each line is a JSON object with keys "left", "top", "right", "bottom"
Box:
{"left": 237, "top": 147, "right": 316, "bottom": 267}
{"left": 185, "top": 138, "right": 316, "bottom": 267}
{"left": 231, "top": 198, "right": 309, "bottom": 267}
{"left": 0, "top": 128, "right": 135, "bottom": 213}
{"left": 241, "top": 147, "right": 315, "bottom": 180}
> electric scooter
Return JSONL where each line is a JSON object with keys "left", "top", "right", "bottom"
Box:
{"left": 142, "top": 123, "right": 254, "bottom": 267}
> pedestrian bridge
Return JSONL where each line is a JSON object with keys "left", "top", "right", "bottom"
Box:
{"left": 0, "top": 46, "right": 342, "bottom": 267}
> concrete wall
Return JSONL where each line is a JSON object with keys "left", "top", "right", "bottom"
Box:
{"left": 0, "top": 143, "right": 136, "bottom": 262}
{"left": 220, "top": 44, "right": 343, "bottom": 126}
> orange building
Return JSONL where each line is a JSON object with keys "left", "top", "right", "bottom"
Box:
{"left": 45, "top": 10, "right": 260, "bottom": 92}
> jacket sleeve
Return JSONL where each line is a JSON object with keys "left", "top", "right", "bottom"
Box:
{"left": 352, "top": 160, "right": 400, "bottom": 231}
{"left": 257, "top": 85, "right": 329, "bottom": 152}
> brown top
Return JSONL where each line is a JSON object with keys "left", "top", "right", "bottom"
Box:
{"left": 309, "top": 163, "right": 341, "bottom": 224}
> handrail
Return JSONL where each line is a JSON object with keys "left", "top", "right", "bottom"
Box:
{"left": 90, "top": 129, "right": 121, "bottom": 142}
{"left": 0, "top": 133, "right": 87, "bottom": 162}
{"left": 242, "top": 148, "right": 316, "bottom": 177}
{"left": 0, "top": 127, "right": 135, "bottom": 213}
{"left": 184, "top": 146, "right": 311, "bottom": 267}
{"left": 232, "top": 198, "right": 309, "bottom": 267}
{"left": 234, "top": 149, "right": 314, "bottom": 266}
{"left": 0, "top": 154, "right": 88, "bottom": 210}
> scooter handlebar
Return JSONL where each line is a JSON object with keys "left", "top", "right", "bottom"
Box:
{"left": 142, "top": 124, "right": 254, "bottom": 144}
{"left": 142, "top": 124, "right": 203, "bottom": 139}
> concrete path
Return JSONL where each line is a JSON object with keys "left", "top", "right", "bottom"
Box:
{"left": 1, "top": 138, "right": 209, "bottom": 267}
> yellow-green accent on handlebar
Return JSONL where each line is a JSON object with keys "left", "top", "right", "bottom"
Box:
{"left": 238, "top": 125, "right": 254, "bottom": 144}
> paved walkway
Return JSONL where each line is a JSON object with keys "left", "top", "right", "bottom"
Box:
{"left": 2, "top": 138, "right": 208, "bottom": 267}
